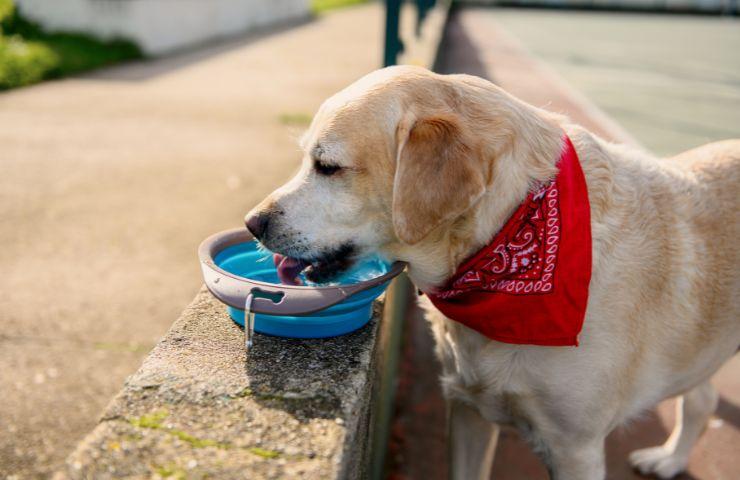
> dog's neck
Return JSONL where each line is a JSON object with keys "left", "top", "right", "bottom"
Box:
{"left": 401, "top": 110, "right": 564, "bottom": 292}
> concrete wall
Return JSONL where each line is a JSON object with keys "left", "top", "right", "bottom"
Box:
{"left": 59, "top": 289, "right": 391, "bottom": 479}
{"left": 15, "top": 0, "right": 310, "bottom": 55}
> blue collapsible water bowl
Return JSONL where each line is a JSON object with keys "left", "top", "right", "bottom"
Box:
{"left": 198, "top": 228, "right": 406, "bottom": 339}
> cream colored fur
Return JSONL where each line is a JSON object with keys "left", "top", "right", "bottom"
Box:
{"left": 247, "top": 66, "right": 740, "bottom": 480}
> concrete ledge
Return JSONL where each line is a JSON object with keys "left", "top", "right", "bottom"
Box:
{"left": 59, "top": 288, "right": 385, "bottom": 479}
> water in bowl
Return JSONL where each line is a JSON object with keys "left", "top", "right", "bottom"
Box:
{"left": 213, "top": 240, "right": 392, "bottom": 338}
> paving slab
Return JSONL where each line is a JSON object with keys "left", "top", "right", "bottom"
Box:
{"left": 0, "top": 4, "right": 384, "bottom": 477}
{"left": 486, "top": 8, "right": 740, "bottom": 156}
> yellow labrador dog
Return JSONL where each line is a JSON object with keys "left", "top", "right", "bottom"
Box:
{"left": 245, "top": 66, "right": 739, "bottom": 480}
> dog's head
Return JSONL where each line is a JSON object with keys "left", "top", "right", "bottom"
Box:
{"left": 245, "top": 66, "right": 560, "bottom": 286}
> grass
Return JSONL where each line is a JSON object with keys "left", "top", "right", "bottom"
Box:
{"left": 0, "top": 36, "right": 57, "bottom": 89}
{"left": 311, "top": 0, "right": 371, "bottom": 14}
{"left": 0, "top": 0, "right": 142, "bottom": 90}
{"left": 0, "top": 0, "right": 11, "bottom": 23}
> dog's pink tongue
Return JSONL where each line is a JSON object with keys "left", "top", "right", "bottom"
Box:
{"left": 273, "top": 254, "right": 306, "bottom": 286}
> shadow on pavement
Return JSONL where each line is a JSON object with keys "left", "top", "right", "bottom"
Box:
{"left": 716, "top": 396, "right": 740, "bottom": 428}
{"left": 434, "top": 8, "right": 488, "bottom": 80}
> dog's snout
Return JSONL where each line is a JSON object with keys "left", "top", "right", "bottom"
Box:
{"left": 245, "top": 212, "right": 271, "bottom": 240}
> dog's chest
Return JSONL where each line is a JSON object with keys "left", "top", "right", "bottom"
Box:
{"left": 434, "top": 319, "right": 542, "bottom": 425}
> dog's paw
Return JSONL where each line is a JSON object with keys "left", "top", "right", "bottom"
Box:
{"left": 628, "top": 446, "right": 688, "bottom": 479}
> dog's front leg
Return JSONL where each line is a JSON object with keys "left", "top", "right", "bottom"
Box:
{"left": 543, "top": 434, "right": 606, "bottom": 480}
{"left": 448, "top": 400, "right": 499, "bottom": 480}
{"left": 629, "top": 380, "right": 719, "bottom": 478}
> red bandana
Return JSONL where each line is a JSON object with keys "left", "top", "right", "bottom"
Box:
{"left": 426, "top": 136, "right": 591, "bottom": 346}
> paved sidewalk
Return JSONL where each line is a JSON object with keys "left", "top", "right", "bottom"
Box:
{"left": 0, "top": 4, "right": 384, "bottom": 477}
{"left": 487, "top": 8, "right": 740, "bottom": 156}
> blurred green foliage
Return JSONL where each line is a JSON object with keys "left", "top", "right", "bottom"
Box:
{"left": 311, "top": 0, "right": 370, "bottom": 14}
{"left": 0, "top": 37, "right": 57, "bottom": 89}
{"left": 0, "top": 0, "right": 142, "bottom": 90}
{"left": 0, "top": 0, "right": 13, "bottom": 24}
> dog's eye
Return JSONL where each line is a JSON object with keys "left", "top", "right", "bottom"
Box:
{"left": 314, "top": 159, "right": 342, "bottom": 176}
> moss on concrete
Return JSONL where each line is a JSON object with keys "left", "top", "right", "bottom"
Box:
{"left": 127, "top": 410, "right": 234, "bottom": 450}
{"left": 248, "top": 447, "right": 281, "bottom": 459}
{"left": 129, "top": 410, "right": 169, "bottom": 429}
{"left": 154, "top": 463, "right": 188, "bottom": 479}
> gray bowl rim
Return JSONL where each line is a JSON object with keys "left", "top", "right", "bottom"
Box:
{"left": 198, "top": 227, "right": 407, "bottom": 315}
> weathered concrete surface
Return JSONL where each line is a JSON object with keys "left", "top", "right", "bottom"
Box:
{"left": 59, "top": 289, "right": 383, "bottom": 479}
{"left": 0, "top": 4, "right": 384, "bottom": 478}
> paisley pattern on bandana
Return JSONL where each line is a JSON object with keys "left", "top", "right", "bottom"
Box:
{"left": 438, "top": 181, "right": 561, "bottom": 299}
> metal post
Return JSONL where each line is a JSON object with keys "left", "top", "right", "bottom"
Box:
{"left": 384, "top": 0, "right": 403, "bottom": 67}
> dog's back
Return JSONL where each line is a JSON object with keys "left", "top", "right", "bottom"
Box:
{"left": 633, "top": 140, "right": 740, "bottom": 394}
{"left": 572, "top": 131, "right": 740, "bottom": 407}
{"left": 671, "top": 140, "right": 740, "bottom": 341}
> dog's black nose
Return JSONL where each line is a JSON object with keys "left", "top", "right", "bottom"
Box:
{"left": 245, "top": 212, "right": 270, "bottom": 240}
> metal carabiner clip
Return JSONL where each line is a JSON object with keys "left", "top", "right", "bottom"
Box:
{"left": 244, "top": 292, "right": 256, "bottom": 351}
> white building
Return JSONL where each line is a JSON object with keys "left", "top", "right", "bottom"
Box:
{"left": 15, "top": 0, "right": 311, "bottom": 55}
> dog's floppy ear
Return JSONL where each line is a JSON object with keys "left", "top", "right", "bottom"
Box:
{"left": 393, "top": 113, "right": 487, "bottom": 245}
